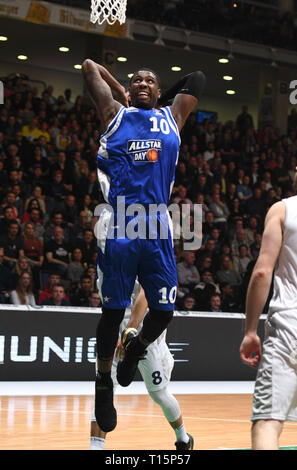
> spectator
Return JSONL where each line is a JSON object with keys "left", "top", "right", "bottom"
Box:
{"left": 1, "top": 190, "right": 20, "bottom": 221}
{"left": 10, "top": 271, "right": 36, "bottom": 306}
{"left": 44, "top": 226, "right": 71, "bottom": 277}
{"left": 41, "top": 283, "right": 70, "bottom": 307}
{"left": 220, "top": 282, "right": 239, "bottom": 312}
{"left": 245, "top": 216, "right": 259, "bottom": 245}
{"left": 44, "top": 211, "right": 70, "bottom": 244}
{"left": 231, "top": 227, "right": 251, "bottom": 258}
{"left": 11, "top": 183, "right": 24, "bottom": 217}
{"left": 209, "top": 294, "right": 222, "bottom": 313}
{"left": 203, "top": 211, "right": 217, "bottom": 235}
{"left": 11, "top": 256, "right": 32, "bottom": 288}
{"left": 38, "top": 272, "right": 69, "bottom": 305}
{"left": 0, "top": 247, "right": 13, "bottom": 303}
{"left": 66, "top": 247, "right": 85, "bottom": 286}
{"left": 177, "top": 251, "right": 200, "bottom": 294}
{"left": 75, "top": 228, "right": 96, "bottom": 267}
{"left": 173, "top": 185, "right": 194, "bottom": 211}
{"left": 71, "top": 274, "right": 93, "bottom": 307}
{"left": 194, "top": 269, "right": 220, "bottom": 311}
{"left": 0, "top": 220, "right": 24, "bottom": 268}
{"left": 21, "top": 222, "right": 44, "bottom": 285}
{"left": 86, "top": 265, "right": 96, "bottom": 291}
{"left": 22, "top": 207, "right": 44, "bottom": 240}
{"left": 196, "top": 237, "right": 220, "bottom": 273}
{"left": 237, "top": 175, "right": 253, "bottom": 207}
{"left": 246, "top": 187, "right": 267, "bottom": 219}
{"left": 55, "top": 126, "right": 71, "bottom": 151}
{"left": 233, "top": 244, "right": 252, "bottom": 278}
{"left": 250, "top": 232, "right": 262, "bottom": 260}
{"left": 236, "top": 106, "right": 254, "bottom": 134}
{"left": 208, "top": 192, "right": 230, "bottom": 234}
{"left": 24, "top": 185, "right": 47, "bottom": 216}
{"left": 0, "top": 206, "right": 17, "bottom": 233}
{"left": 22, "top": 118, "right": 42, "bottom": 142}
{"left": 80, "top": 170, "right": 102, "bottom": 205}
{"left": 71, "top": 210, "right": 91, "bottom": 242}
{"left": 88, "top": 291, "right": 102, "bottom": 308}
{"left": 180, "top": 294, "right": 197, "bottom": 311}
{"left": 58, "top": 193, "right": 78, "bottom": 228}
{"left": 216, "top": 255, "right": 241, "bottom": 287}
{"left": 48, "top": 170, "right": 68, "bottom": 200}
{"left": 22, "top": 198, "right": 45, "bottom": 224}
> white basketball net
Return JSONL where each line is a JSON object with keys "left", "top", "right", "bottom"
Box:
{"left": 90, "top": 0, "right": 127, "bottom": 25}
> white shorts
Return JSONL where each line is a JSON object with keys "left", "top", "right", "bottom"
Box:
{"left": 251, "top": 311, "right": 297, "bottom": 422}
{"left": 111, "top": 318, "right": 174, "bottom": 393}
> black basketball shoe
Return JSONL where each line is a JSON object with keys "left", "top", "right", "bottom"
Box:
{"left": 116, "top": 328, "right": 147, "bottom": 387}
{"left": 175, "top": 433, "right": 194, "bottom": 450}
{"left": 95, "top": 372, "right": 117, "bottom": 432}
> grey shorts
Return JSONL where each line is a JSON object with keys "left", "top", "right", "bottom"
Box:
{"left": 251, "top": 311, "right": 297, "bottom": 422}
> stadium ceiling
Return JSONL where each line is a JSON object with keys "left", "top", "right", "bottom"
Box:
{"left": 0, "top": 16, "right": 296, "bottom": 102}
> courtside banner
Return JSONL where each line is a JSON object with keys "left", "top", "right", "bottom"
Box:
{"left": 0, "top": 306, "right": 265, "bottom": 381}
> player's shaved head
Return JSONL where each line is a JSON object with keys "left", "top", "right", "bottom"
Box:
{"left": 129, "top": 68, "right": 161, "bottom": 88}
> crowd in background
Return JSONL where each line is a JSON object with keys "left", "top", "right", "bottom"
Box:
{"left": 0, "top": 73, "right": 297, "bottom": 312}
{"left": 46, "top": 0, "right": 297, "bottom": 52}
{"left": 126, "top": 0, "right": 297, "bottom": 51}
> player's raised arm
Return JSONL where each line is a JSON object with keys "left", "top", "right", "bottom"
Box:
{"left": 82, "top": 59, "right": 128, "bottom": 131}
{"left": 158, "top": 71, "right": 206, "bottom": 132}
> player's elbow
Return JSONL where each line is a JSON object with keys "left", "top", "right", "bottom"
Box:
{"left": 82, "top": 59, "right": 96, "bottom": 74}
{"left": 184, "top": 71, "right": 206, "bottom": 100}
{"left": 193, "top": 70, "right": 206, "bottom": 82}
{"left": 253, "top": 267, "right": 273, "bottom": 282}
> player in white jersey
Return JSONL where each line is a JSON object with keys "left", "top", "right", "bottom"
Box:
{"left": 240, "top": 195, "right": 297, "bottom": 449}
{"left": 90, "top": 282, "right": 194, "bottom": 450}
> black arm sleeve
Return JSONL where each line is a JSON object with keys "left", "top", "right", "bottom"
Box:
{"left": 158, "top": 71, "right": 206, "bottom": 106}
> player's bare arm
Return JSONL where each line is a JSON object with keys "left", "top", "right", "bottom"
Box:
{"left": 115, "top": 286, "right": 148, "bottom": 359}
{"left": 127, "top": 286, "right": 148, "bottom": 331}
{"left": 82, "top": 59, "right": 127, "bottom": 131}
{"left": 158, "top": 71, "right": 206, "bottom": 132}
{"left": 240, "top": 201, "right": 285, "bottom": 367}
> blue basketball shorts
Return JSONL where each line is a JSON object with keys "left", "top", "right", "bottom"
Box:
{"left": 95, "top": 207, "right": 177, "bottom": 311}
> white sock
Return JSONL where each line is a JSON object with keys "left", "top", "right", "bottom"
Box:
{"left": 90, "top": 436, "right": 105, "bottom": 450}
{"left": 174, "top": 423, "right": 189, "bottom": 443}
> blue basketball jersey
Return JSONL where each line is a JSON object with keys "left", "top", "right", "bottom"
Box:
{"left": 97, "top": 106, "right": 180, "bottom": 209}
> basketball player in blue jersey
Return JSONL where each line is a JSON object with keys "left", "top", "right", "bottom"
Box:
{"left": 82, "top": 59, "right": 206, "bottom": 434}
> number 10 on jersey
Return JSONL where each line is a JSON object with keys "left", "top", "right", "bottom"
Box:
{"left": 159, "top": 286, "right": 177, "bottom": 304}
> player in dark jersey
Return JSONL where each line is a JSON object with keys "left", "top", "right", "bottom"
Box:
{"left": 82, "top": 59, "right": 206, "bottom": 434}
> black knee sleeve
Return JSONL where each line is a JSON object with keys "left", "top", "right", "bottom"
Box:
{"left": 140, "top": 308, "right": 174, "bottom": 344}
{"left": 96, "top": 307, "right": 125, "bottom": 360}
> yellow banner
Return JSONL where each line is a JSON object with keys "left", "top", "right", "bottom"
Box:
{"left": 26, "top": 1, "right": 50, "bottom": 24}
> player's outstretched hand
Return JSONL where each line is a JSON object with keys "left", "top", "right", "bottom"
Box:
{"left": 115, "top": 339, "right": 125, "bottom": 360}
{"left": 240, "top": 333, "right": 262, "bottom": 368}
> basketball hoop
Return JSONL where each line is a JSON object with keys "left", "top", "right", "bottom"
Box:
{"left": 90, "top": 0, "right": 127, "bottom": 25}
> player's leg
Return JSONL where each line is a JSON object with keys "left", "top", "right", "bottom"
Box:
{"left": 149, "top": 389, "right": 193, "bottom": 450}
{"left": 117, "top": 234, "right": 177, "bottom": 387}
{"left": 90, "top": 415, "right": 107, "bottom": 450}
{"left": 95, "top": 305, "right": 125, "bottom": 432}
{"left": 91, "top": 320, "right": 127, "bottom": 449}
{"left": 138, "top": 333, "right": 194, "bottom": 449}
{"left": 251, "top": 419, "right": 283, "bottom": 450}
{"left": 95, "top": 232, "right": 137, "bottom": 431}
